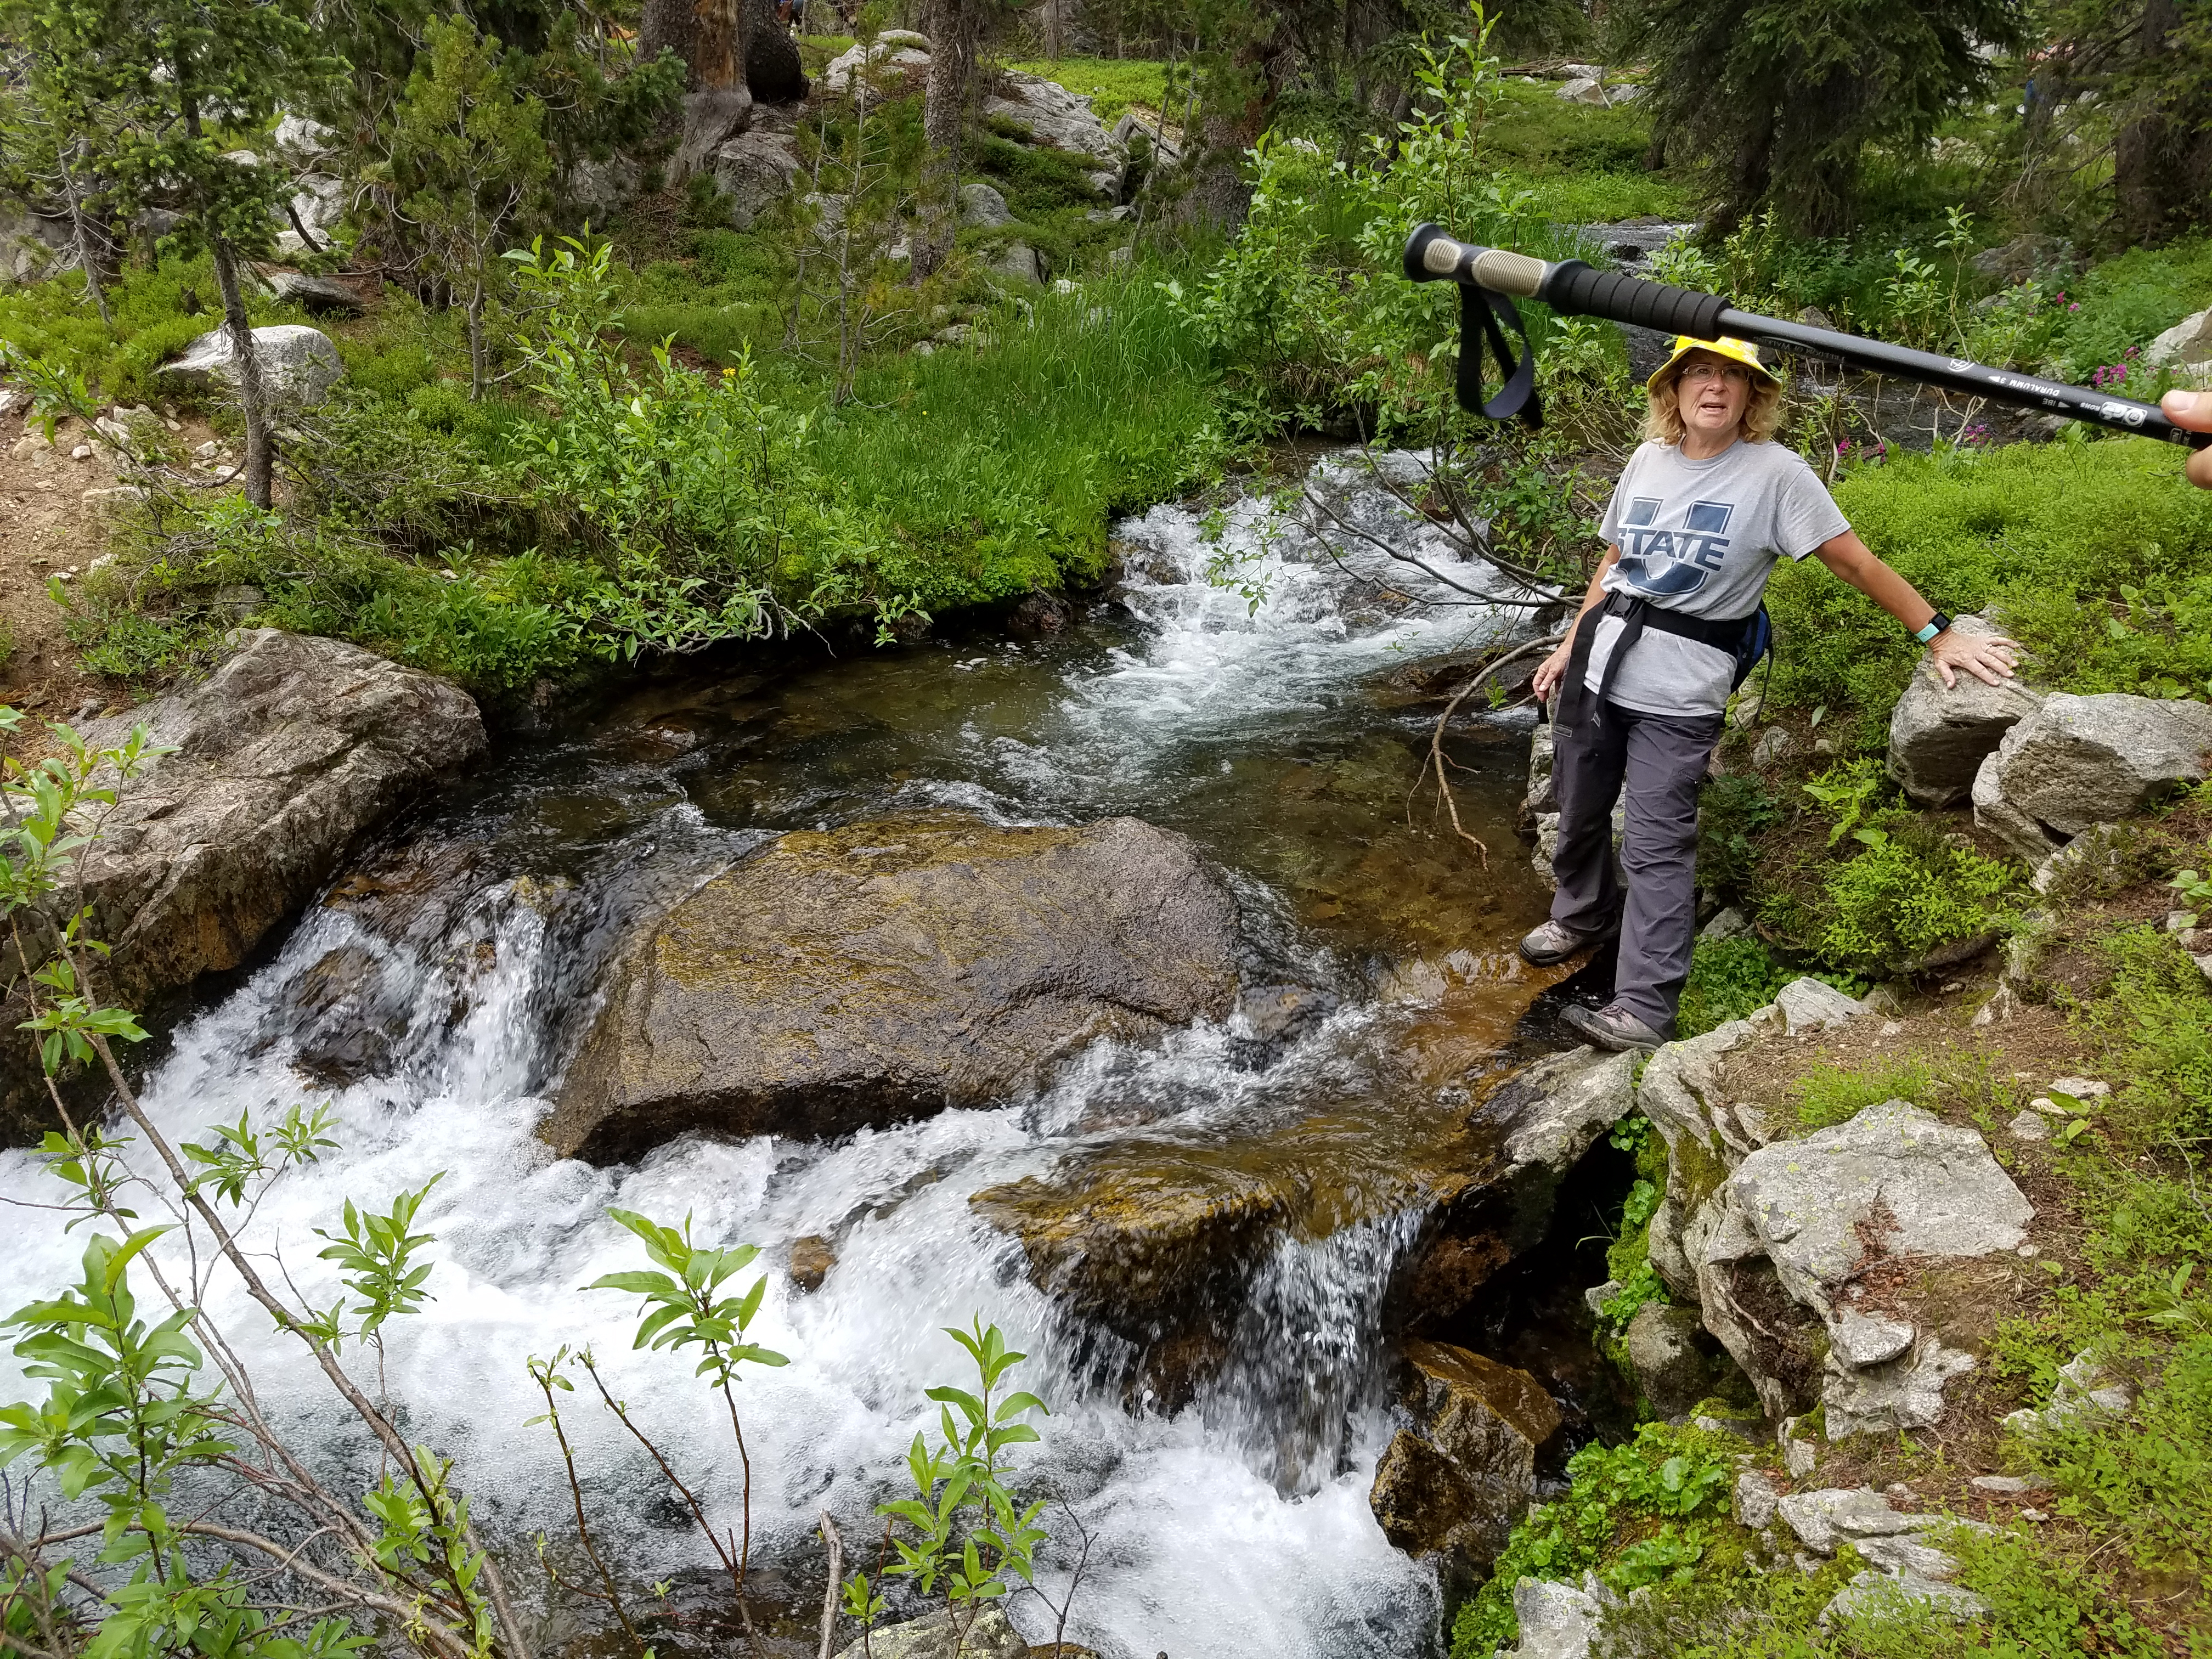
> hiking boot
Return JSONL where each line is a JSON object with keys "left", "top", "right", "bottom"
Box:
{"left": 1517, "top": 917, "right": 1620, "bottom": 967}
{"left": 1562, "top": 1001, "right": 1669, "bottom": 1053}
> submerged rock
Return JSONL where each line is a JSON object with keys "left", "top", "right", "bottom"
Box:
{"left": 975, "top": 1044, "right": 1633, "bottom": 1405}
{"left": 832, "top": 1606, "right": 1026, "bottom": 1659}
{"left": 1369, "top": 1341, "right": 1560, "bottom": 1592}
{"left": 543, "top": 814, "right": 1239, "bottom": 1163}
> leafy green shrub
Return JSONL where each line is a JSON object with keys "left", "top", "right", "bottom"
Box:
{"left": 1814, "top": 819, "right": 2020, "bottom": 975}
{"left": 2046, "top": 238, "right": 2212, "bottom": 382}
{"left": 1450, "top": 1423, "right": 1736, "bottom": 1658}
{"left": 1678, "top": 935, "right": 1791, "bottom": 1037}
{"left": 1698, "top": 774, "right": 1782, "bottom": 891}
{"left": 2082, "top": 926, "right": 2212, "bottom": 1142}
{"left": 1764, "top": 439, "right": 2212, "bottom": 744}
{"left": 1171, "top": 21, "right": 1594, "bottom": 440}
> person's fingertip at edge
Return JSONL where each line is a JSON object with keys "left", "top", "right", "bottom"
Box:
{"left": 2161, "top": 389, "right": 2212, "bottom": 489}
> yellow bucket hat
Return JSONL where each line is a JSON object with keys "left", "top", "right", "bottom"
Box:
{"left": 1645, "top": 334, "right": 1779, "bottom": 393}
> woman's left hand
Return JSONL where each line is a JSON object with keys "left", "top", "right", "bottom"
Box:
{"left": 1928, "top": 627, "right": 2021, "bottom": 690}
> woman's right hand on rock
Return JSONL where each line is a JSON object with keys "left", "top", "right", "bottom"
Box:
{"left": 1531, "top": 640, "right": 1575, "bottom": 704}
{"left": 2161, "top": 390, "right": 2212, "bottom": 489}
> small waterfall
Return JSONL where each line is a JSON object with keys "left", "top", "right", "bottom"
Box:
{"left": 0, "top": 454, "right": 1560, "bottom": 1659}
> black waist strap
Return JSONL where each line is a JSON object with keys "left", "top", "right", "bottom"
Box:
{"left": 1553, "top": 590, "right": 1760, "bottom": 728}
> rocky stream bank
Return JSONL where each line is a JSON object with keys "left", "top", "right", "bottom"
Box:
{"left": 8, "top": 450, "right": 2209, "bottom": 1657}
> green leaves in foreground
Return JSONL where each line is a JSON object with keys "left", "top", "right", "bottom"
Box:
{"left": 309, "top": 1176, "right": 444, "bottom": 1346}
{"left": 587, "top": 1207, "right": 788, "bottom": 1384}
{"left": 865, "top": 1318, "right": 1051, "bottom": 1619}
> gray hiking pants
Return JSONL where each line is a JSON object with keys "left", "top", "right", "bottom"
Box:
{"left": 1549, "top": 698, "right": 1723, "bottom": 1036}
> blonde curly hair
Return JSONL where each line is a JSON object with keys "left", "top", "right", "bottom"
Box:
{"left": 1642, "top": 352, "right": 1784, "bottom": 446}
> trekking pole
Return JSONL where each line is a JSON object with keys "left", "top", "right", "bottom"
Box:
{"left": 1403, "top": 222, "right": 2212, "bottom": 450}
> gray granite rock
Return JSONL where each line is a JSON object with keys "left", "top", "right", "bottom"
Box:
{"left": 1975, "top": 692, "right": 2212, "bottom": 856}
{"left": 157, "top": 324, "right": 343, "bottom": 405}
{"left": 1885, "top": 616, "right": 2042, "bottom": 807}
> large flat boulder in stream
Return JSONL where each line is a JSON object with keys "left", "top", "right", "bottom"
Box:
{"left": 543, "top": 814, "right": 1239, "bottom": 1163}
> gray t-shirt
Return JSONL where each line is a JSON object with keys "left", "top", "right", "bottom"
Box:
{"left": 1584, "top": 438, "right": 1850, "bottom": 716}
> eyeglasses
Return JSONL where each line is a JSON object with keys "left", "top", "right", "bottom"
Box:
{"left": 1680, "top": 362, "right": 1751, "bottom": 385}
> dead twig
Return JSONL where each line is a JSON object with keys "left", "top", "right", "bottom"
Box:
{"left": 1408, "top": 633, "right": 1565, "bottom": 867}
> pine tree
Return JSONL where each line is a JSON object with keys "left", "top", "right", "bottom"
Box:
{"left": 391, "top": 14, "right": 554, "bottom": 398}
{"left": 19, "top": 0, "right": 336, "bottom": 507}
{"left": 2044, "top": 0, "right": 2212, "bottom": 245}
{"left": 1615, "top": 0, "right": 2028, "bottom": 237}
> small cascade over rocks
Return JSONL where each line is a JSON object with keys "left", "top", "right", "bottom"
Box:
{"left": 0, "top": 453, "right": 1628, "bottom": 1658}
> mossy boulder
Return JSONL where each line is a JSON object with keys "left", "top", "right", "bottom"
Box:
{"left": 541, "top": 813, "right": 1239, "bottom": 1163}
{"left": 1369, "top": 1341, "right": 1561, "bottom": 1594}
{"left": 972, "top": 1046, "right": 1636, "bottom": 1406}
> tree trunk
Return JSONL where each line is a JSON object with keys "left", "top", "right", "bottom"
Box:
{"left": 465, "top": 278, "right": 486, "bottom": 402}
{"left": 2106, "top": 0, "right": 2176, "bottom": 245}
{"left": 58, "top": 145, "right": 111, "bottom": 329}
{"left": 2113, "top": 0, "right": 2199, "bottom": 245}
{"left": 912, "top": 0, "right": 975, "bottom": 278}
{"left": 746, "top": 0, "right": 809, "bottom": 103}
{"left": 640, "top": 0, "right": 701, "bottom": 82}
{"left": 208, "top": 235, "right": 275, "bottom": 511}
{"left": 1177, "top": 27, "right": 1290, "bottom": 233}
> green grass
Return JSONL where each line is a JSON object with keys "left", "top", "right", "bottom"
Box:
{"left": 1499, "top": 165, "right": 1690, "bottom": 225}
{"left": 59, "top": 258, "right": 1226, "bottom": 703}
{"left": 822, "top": 268, "right": 1224, "bottom": 597}
{"left": 1787, "top": 1056, "right": 1937, "bottom": 1130}
{"left": 1476, "top": 77, "right": 1686, "bottom": 224}
{"left": 1004, "top": 56, "right": 1167, "bottom": 125}
{"left": 2046, "top": 236, "right": 2212, "bottom": 380}
{"left": 0, "top": 252, "right": 295, "bottom": 405}
{"left": 1763, "top": 437, "right": 2212, "bottom": 747}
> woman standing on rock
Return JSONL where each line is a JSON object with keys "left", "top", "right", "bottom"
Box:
{"left": 1521, "top": 336, "right": 2022, "bottom": 1052}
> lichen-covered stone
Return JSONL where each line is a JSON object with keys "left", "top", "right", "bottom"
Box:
{"left": 1695, "top": 1100, "right": 2032, "bottom": 1429}
{"left": 544, "top": 814, "right": 1238, "bottom": 1162}
{"left": 1624, "top": 1302, "right": 1714, "bottom": 1419}
{"left": 1885, "top": 616, "right": 2042, "bottom": 808}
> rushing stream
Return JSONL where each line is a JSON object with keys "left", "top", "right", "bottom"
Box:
{"left": 0, "top": 457, "right": 1599, "bottom": 1658}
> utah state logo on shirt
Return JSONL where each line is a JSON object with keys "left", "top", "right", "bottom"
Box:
{"left": 1616, "top": 497, "right": 1736, "bottom": 599}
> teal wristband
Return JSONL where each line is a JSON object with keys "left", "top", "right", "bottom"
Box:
{"left": 1914, "top": 611, "right": 1952, "bottom": 645}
